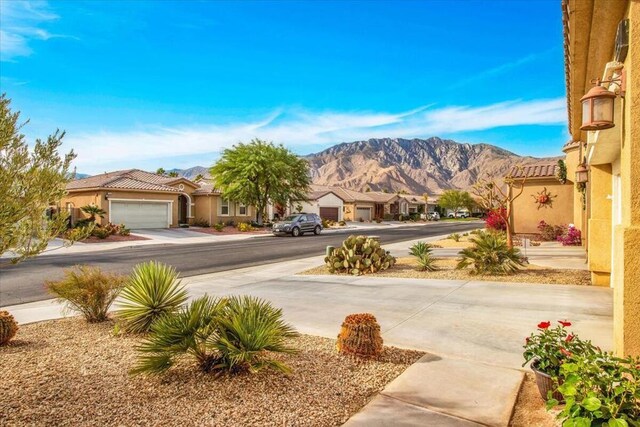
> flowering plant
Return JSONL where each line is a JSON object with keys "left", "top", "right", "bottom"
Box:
{"left": 522, "top": 320, "right": 596, "bottom": 377}
{"left": 485, "top": 208, "right": 507, "bottom": 231}
{"left": 551, "top": 352, "right": 640, "bottom": 426}
{"left": 558, "top": 225, "right": 582, "bottom": 246}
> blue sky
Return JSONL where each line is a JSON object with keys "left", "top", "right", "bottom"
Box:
{"left": 0, "top": 0, "right": 568, "bottom": 174}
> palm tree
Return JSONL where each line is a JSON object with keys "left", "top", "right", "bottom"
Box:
{"left": 194, "top": 173, "right": 205, "bottom": 182}
{"left": 156, "top": 168, "right": 166, "bottom": 176}
{"left": 167, "top": 171, "right": 179, "bottom": 177}
{"left": 80, "top": 204, "right": 106, "bottom": 222}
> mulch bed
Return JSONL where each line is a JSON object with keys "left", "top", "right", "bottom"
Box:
{"left": 1, "top": 318, "right": 423, "bottom": 426}
{"left": 510, "top": 373, "right": 558, "bottom": 426}
{"left": 80, "top": 234, "right": 149, "bottom": 244}
{"left": 300, "top": 257, "right": 591, "bottom": 286}
{"left": 190, "top": 226, "right": 270, "bottom": 235}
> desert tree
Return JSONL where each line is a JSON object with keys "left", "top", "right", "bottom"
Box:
{"left": 0, "top": 94, "right": 85, "bottom": 265}
{"left": 210, "top": 139, "right": 311, "bottom": 225}
{"left": 472, "top": 168, "right": 527, "bottom": 249}
{"left": 156, "top": 167, "right": 166, "bottom": 176}
{"left": 437, "top": 189, "right": 474, "bottom": 217}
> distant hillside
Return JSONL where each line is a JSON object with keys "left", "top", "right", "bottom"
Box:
{"left": 305, "top": 137, "right": 561, "bottom": 194}
{"left": 168, "top": 166, "right": 210, "bottom": 180}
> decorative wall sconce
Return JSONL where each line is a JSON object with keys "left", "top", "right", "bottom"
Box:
{"left": 580, "top": 71, "right": 625, "bottom": 131}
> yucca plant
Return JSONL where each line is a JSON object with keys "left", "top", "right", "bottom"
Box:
{"left": 116, "top": 261, "right": 188, "bottom": 334}
{"left": 456, "top": 231, "right": 524, "bottom": 275}
{"left": 409, "top": 241, "right": 432, "bottom": 258}
{"left": 131, "top": 295, "right": 298, "bottom": 376}
{"left": 46, "top": 266, "right": 127, "bottom": 322}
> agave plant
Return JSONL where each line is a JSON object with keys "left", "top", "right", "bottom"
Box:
{"left": 131, "top": 295, "right": 298, "bottom": 376}
{"left": 416, "top": 253, "right": 438, "bottom": 272}
{"left": 409, "top": 241, "right": 432, "bottom": 258}
{"left": 116, "top": 261, "right": 188, "bottom": 334}
{"left": 456, "top": 231, "right": 524, "bottom": 275}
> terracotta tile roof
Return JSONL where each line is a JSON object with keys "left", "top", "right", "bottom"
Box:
{"left": 562, "top": 140, "right": 581, "bottom": 152}
{"left": 67, "top": 169, "right": 196, "bottom": 193}
{"left": 508, "top": 163, "right": 558, "bottom": 180}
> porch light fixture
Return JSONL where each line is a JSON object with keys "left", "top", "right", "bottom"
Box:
{"left": 575, "top": 163, "right": 589, "bottom": 184}
{"left": 580, "top": 72, "right": 625, "bottom": 131}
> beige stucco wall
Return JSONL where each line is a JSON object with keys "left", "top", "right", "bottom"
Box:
{"left": 511, "top": 180, "right": 575, "bottom": 234}
{"left": 613, "top": 0, "right": 640, "bottom": 356}
{"left": 588, "top": 164, "right": 613, "bottom": 286}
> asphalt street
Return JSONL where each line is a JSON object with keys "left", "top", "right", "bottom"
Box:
{"left": 0, "top": 222, "right": 479, "bottom": 306}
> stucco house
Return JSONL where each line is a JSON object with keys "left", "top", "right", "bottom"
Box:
{"left": 61, "top": 169, "right": 255, "bottom": 228}
{"left": 291, "top": 187, "right": 345, "bottom": 221}
{"left": 508, "top": 162, "right": 574, "bottom": 234}
{"left": 563, "top": 0, "right": 638, "bottom": 356}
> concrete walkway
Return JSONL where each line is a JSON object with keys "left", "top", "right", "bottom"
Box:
{"left": 2, "top": 234, "right": 607, "bottom": 427}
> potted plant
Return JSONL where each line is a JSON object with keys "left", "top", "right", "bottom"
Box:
{"left": 522, "top": 320, "right": 596, "bottom": 401}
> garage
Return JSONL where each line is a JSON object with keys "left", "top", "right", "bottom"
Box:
{"left": 110, "top": 201, "right": 171, "bottom": 229}
{"left": 319, "top": 207, "right": 339, "bottom": 221}
{"left": 355, "top": 207, "right": 371, "bottom": 221}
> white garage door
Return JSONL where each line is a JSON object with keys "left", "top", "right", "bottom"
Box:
{"left": 110, "top": 201, "right": 170, "bottom": 229}
{"left": 356, "top": 207, "right": 371, "bottom": 221}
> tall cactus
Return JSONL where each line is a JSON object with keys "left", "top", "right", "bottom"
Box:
{"left": 324, "top": 235, "right": 395, "bottom": 276}
{"left": 0, "top": 311, "right": 18, "bottom": 346}
{"left": 337, "top": 313, "right": 383, "bottom": 358}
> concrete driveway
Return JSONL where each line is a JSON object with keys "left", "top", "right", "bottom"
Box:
{"left": 185, "top": 263, "right": 612, "bottom": 370}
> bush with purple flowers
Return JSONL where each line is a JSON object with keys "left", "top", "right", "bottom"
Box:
{"left": 557, "top": 225, "right": 581, "bottom": 246}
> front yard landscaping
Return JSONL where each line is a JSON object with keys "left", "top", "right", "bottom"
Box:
{"left": 80, "top": 233, "right": 149, "bottom": 243}
{"left": 0, "top": 317, "right": 423, "bottom": 426}
{"left": 301, "top": 256, "right": 590, "bottom": 285}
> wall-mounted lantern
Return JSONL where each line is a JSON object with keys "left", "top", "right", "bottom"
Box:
{"left": 580, "top": 71, "right": 626, "bottom": 131}
{"left": 575, "top": 163, "right": 589, "bottom": 184}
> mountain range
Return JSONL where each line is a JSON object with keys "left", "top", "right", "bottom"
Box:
{"left": 166, "top": 137, "right": 560, "bottom": 195}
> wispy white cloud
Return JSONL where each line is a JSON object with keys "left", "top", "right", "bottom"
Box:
{"left": 64, "top": 98, "right": 566, "bottom": 173}
{"left": 0, "top": 1, "right": 69, "bottom": 61}
{"left": 448, "top": 48, "right": 557, "bottom": 90}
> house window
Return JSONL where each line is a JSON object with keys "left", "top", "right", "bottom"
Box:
{"left": 221, "top": 199, "right": 229, "bottom": 216}
{"left": 238, "top": 203, "right": 247, "bottom": 216}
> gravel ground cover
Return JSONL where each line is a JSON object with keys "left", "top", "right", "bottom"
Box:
{"left": 300, "top": 257, "right": 591, "bottom": 286}
{"left": 510, "top": 373, "right": 558, "bottom": 426}
{"left": 1, "top": 318, "right": 423, "bottom": 427}
{"left": 191, "top": 226, "right": 270, "bottom": 235}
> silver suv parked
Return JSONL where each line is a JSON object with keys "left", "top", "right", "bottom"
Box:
{"left": 272, "top": 213, "right": 323, "bottom": 237}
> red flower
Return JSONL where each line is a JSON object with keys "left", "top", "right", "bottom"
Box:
{"left": 565, "top": 334, "right": 575, "bottom": 342}
{"left": 525, "top": 337, "right": 530, "bottom": 344}
{"left": 560, "top": 348, "right": 573, "bottom": 358}
{"left": 538, "top": 321, "right": 551, "bottom": 329}
{"left": 558, "top": 320, "right": 572, "bottom": 327}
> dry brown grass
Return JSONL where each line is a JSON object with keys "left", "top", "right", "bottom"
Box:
{"left": 0, "top": 318, "right": 423, "bottom": 427}
{"left": 300, "top": 257, "right": 590, "bottom": 286}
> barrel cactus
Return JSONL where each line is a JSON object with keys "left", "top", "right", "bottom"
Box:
{"left": 0, "top": 311, "right": 18, "bottom": 346}
{"left": 324, "top": 235, "right": 396, "bottom": 276}
{"left": 337, "top": 313, "right": 383, "bottom": 358}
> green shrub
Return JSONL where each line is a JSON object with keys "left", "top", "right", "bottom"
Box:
{"left": 456, "top": 231, "right": 524, "bottom": 275}
{"left": 375, "top": 217, "right": 383, "bottom": 223}
{"left": 131, "top": 295, "right": 298, "bottom": 375}
{"left": 119, "top": 225, "right": 131, "bottom": 236}
{"left": 116, "top": 261, "right": 188, "bottom": 334}
{"left": 213, "top": 222, "right": 224, "bottom": 232}
{"left": 92, "top": 227, "right": 111, "bottom": 239}
{"left": 325, "top": 235, "right": 395, "bottom": 276}
{"left": 65, "top": 226, "right": 92, "bottom": 241}
{"left": 551, "top": 352, "right": 640, "bottom": 426}
{"left": 409, "top": 241, "right": 432, "bottom": 258}
{"left": 448, "top": 233, "right": 461, "bottom": 242}
{"left": 46, "top": 266, "right": 127, "bottom": 322}
{"left": 338, "top": 220, "right": 346, "bottom": 226}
